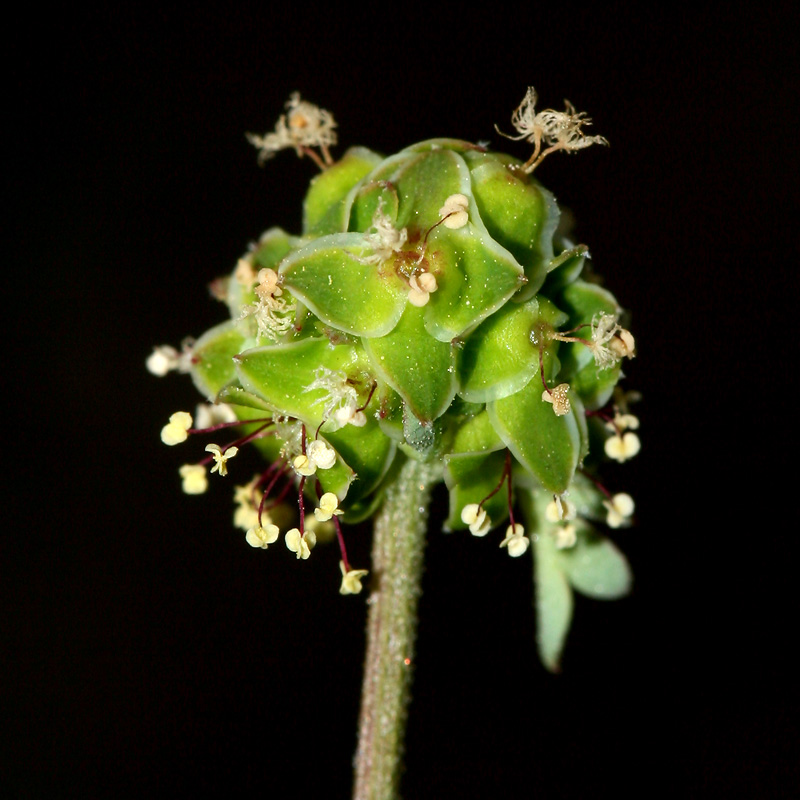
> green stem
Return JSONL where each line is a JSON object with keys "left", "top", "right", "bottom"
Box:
{"left": 353, "top": 456, "right": 439, "bottom": 800}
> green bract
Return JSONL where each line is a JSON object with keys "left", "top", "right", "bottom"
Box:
{"left": 159, "top": 132, "right": 639, "bottom": 671}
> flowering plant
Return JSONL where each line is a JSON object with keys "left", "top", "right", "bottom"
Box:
{"left": 149, "top": 89, "right": 640, "bottom": 798}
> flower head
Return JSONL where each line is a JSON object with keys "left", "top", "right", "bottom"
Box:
{"left": 205, "top": 443, "right": 238, "bottom": 476}
{"left": 161, "top": 412, "right": 193, "bottom": 445}
{"left": 179, "top": 464, "right": 208, "bottom": 495}
{"left": 285, "top": 527, "right": 317, "bottom": 560}
{"left": 500, "top": 523, "right": 530, "bottom": 557}
{"left": 339, "top": 561, "right": 369, "bottom": 595}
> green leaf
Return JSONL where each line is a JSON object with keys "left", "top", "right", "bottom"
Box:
{"left": 303, "top": 147, "right": 383, "bottom": 236}
{"left": 559, "top": 526, "right": 633, "bottom": 600}
{"left": 532, "top": 529, "right": 574, "bottom": 673}
{"left": 189, "top": 320, "right": 249, "bottom": 400}
{"left": 280, "top": 233, "right": 407, "bottom": 337}
{"left": 363, "top": 304, "right": 457, "bottom": 422}
{"left": 487, "top": 377, "right": 582, "bottom": 494}
{"left": 449, "top": 408, "right": 505, "bottom": 455}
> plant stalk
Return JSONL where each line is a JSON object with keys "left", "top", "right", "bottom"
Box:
{"left": 353, "top": 456, "right": 439, "bottom": 800}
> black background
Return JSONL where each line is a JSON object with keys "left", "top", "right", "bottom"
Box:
{"left": 6, "top": 4, "right": 798, "bottom": 797}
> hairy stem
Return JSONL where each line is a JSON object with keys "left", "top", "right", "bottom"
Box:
{"left": 353, "top": 456, "right": 439, "bottom": 800}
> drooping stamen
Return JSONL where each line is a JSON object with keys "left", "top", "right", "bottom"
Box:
{"left": 332, "top": 514, "right": 350, "bottom": 573}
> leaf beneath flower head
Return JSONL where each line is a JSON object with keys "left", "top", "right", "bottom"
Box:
{"left": 558, "top": 525, "right": 632, "bottom": 600}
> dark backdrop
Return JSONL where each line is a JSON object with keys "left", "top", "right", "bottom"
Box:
{"left": 6, "top": 4, "right": 797, "bottom": 797}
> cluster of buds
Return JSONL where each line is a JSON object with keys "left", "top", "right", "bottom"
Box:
{"left": 149, "top": 89, "right": 640, "bottom": 668}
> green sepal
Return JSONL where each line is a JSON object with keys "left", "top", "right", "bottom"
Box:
{"left": 363, "top": 304, "right": 457, "bottom": 423}
{"left": 279, "top": 233, "right": 407, "bottom": 337}
{"left": 189, "top": 320, "right": 249, "bottom": 400}
{"left": 303, "top": 147, "right": 383, "bottom": 236}
{"left": 487, "top": 377, "right": 583, "bottom": 495}
{"left": 457, "top": 295, "right": 547, "bottom": 403}
{"left": 347, "top": 178, "right": 401, "bottom": 233}
{"left": 542, "top": 244, "right": 589, "bottom": 292}
{"left": 443, "top": 450, "right": 508, "bottom": 531}
{"left": 465, "top": 151, "right": 559, "bottom": 299}
{"left": 225, "top": 228, "right": 298, "bottom": 321}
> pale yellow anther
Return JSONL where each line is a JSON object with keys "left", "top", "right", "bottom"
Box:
{"left": 545, "top": 495, "right": 576, "bottom": 522}
{"left": 461, "top": 503, "right": 492, "bottom": 537}
{"left": 161, "top": 412, "right": 193, "bottom": 445}
{"left": 603, "top": 493, "right": 635, "bottom": 528}
{"left": 255, "top": 267, "right": 282, "bottom": 298}
{"left": 438, "top": 194, "right": 470, "bottom": 229}
{"left": 604, "top": 432, "right": 641, "bottom": 462}
{"left": 292, "top": 454, "right": 316, "bottom": 476}
{"left": 500, "top": 523, "right": 530, "bottom": 557}
{"left": 407, "top": 272, "right": 438, "bottom": 307}
{"left": 307, "top": 439, "right": 336, "bottom": 470}
{"left": 234, "top": 257, "right": 257, "bottom": 286}
{"left": 554, "top": 524, "right": 578, "bottom": 550}
{"left": 542, "top": 383, "right": 571, "bottom": 416}
{"left": 339, "top": 561, "right": 369, "bottom": 595}
{"left": 606, "top": 413, "right": 640, "bottom": 433}
{"left": 205, "top": 443, "right": 239, "bottom": 476}
{"left": 194, "top": 402, "right": 237, "bottom": 430}
{"left": 179, "top": 464, "right": 208, "bottom": 495}
{"left": 314, "top": 492, "right": 343, "bottom": 522}
{"left": 147, "top": 345, "right": 180, "bottom": 377}
{"left": 609, "top": 328, "right": 636, "bottom": 359}
{"left": 285, "top": 528, "right": 317, "bottom": 560}
{"left": 245, "top": 523, "right": 280, "bottom": 549}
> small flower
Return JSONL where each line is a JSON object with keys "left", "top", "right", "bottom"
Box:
{"left": 304, "top": 368, "right": 366, "bottom": 431}
{"left": 589, "top": 314, "right": 636, "bottom": 369}
{"left": 306, "top": 439, "right": 336, "bottom": 470}
{"left": 314, "top": 492, "right": 344, "bottom": 522}
{"left": 339, "top": 561, "right": 369, "bottom": 595}
{"left": 362, "top": 200, "right": 408, "bottom": 265}
{"left": 542, "top": 383, "right": 571, "bottom": 416}
{"left": 179, "top": 464, "right": 208, "bottom": 495}
{"left": 407, "top": 272, "right": 438, "bottom": 307}
{"left": 604, "top": 432, "right": 641, "bottom": 463}
{"left": 554, "top": 524, "right": 578, "bottom": 550}
{"left": 497, "top": 87, "right": 608, "bottom": 173}
{"left": 285, "top": 527, "right": 317, "bottom": 560}
{"left": 606, "top": 412, "right": 640, "bottom": 433}
{"left": 205, "top": 443, "right": 239, "bottom": 476}
{"left": 500, "top": 523, "right": 530, "bottom": 557}
{"left": 246, "top": 92, "right": 337, "bottom": 164}
{"left": 146, "top": 342, "right": 193, "bottom": 377}
{"left": 438, "top": 193, "right": 469, "bottom": 229}
{"left": 245, "top": 523, "right": 280, "bottom": 549}
{"left": 545, "top": 495, "right": 576, "bottom": 522}
{"left": 461, "top": 503, "right": 492, "bottom": 537}
{"left": 161, "top": 412, "right": 193, "bottom": 445}
{"left": 603, "top": 493, "right": 635, "bottom": 528}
